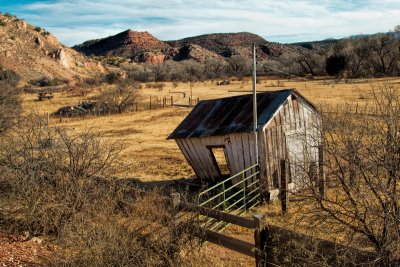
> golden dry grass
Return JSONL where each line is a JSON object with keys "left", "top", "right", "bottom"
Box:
{"left": 20, "top": 76, "right": 400, "bottom": 266}
{"left": 21, "top": 77, "right": 400, "bottom": 199}
{"left": 21, "top": 77, "right": 400, "bottom": 182}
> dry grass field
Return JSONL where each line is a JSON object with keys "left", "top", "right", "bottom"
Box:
{"left": 22, "top": 76, "right": 400, "bottom": 182}
{"left": 19, "top": 76, "right": 400, "bottom": 266}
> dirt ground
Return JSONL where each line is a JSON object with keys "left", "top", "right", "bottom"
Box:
{"left": 0, "top": 232, "right": 52, "bottom": 267}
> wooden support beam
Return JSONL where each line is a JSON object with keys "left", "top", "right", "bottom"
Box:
{"left": 280, "top": 160, "right": 288, "bottom": 213}
{"left": 197, "top": 227, "right": 254, "bottom": 257}
{"left": 253, "top": 214, "right": 270, "bottom": 267}
{"left": 181, "top": 202, "right": 255, "bottom": 229}
{"left": 318, "top": 145, "right": 326, "bottom": 198}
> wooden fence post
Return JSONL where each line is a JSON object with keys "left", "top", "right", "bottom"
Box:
{"left": 257, "top": 165, "right": 269, "bottom": 204}
{"left": 189, "top": 97, "right": 191, "bottom": 107}
{"left": 318, "top": 145, "right": 326, "bottom": 198}
{"left": 171, "top": 96, "right": 174, "bottom": 107}
{"left": 46, "top": 112, "right": 49, "bottom": 126}
{"left": 280, "top": 160, "right": 288, "bottom": 213}
{"left": 253, "top": 214, "right": 270, "bottom": 267}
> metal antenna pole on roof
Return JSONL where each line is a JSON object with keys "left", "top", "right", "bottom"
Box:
{"left": 252, "top": 44, "right": 259, "bottom": 164}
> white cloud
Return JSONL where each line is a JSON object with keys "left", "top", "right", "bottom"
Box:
{"left": 6, "top": 0, "right": 400, "bottom": 46}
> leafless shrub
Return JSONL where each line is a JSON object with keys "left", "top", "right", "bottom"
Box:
{"left": 146, "top": 82, "right": 166, "bottom": 90}
{"left": 51, "top": 190, "right": 203, "bottom": 267}
{"left": 292, "top": 83, "right": 400, "bottom": 266}
{"left": 96, "top": 81, "right": 140, "bottom": 114}
{"left": 228, "top": 55, "right": 251, "bottom": 79}
{"left": 0, "top": 117, "right": 123, "bottom": 235}
{"left": 0, "top": 115, "right": 205, "bottom": 266}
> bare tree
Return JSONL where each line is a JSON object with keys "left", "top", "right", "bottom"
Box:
{"left": 370, "top": 35, "right": 399, "bottom": 76}
{"left": 97, "top": 81, "right": 140, "bottom": 114}
{"left": 348, "top": 38, "right": 374, "bottom": 77}
{"left": 295, "top": 83, "right": 400, "bottom": 266}
{"left": 228, "top": 55, "right": 251, "bottom": 78}
{"left": 182, "top": 59, "right": 204, "bottom": 82}
{"left": 204, "top": 57, "right": 227, "bottom": 79}
{"left": 295, "top": 50, "right": 325, "bottom": 76}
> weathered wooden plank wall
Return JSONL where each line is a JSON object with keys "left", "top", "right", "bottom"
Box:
{"left": 176, "top": 94, "right": 322, "bottom": 194}
{"left": 262, "top": 95, "right": 321, "bottom": 191}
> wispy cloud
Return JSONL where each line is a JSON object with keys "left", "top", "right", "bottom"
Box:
{"left": 2, "top": 0, "right": 400, "bottom": 46}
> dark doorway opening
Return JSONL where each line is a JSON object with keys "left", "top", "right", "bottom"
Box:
{"left": 208, "top": 146, "right": 231, "bottom": 179}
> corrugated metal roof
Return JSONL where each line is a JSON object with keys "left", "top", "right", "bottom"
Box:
{"left": 167, "top": 89, "right": 315, "bottom": 139}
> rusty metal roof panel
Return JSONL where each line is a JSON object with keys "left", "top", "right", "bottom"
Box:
{"left": 167, "top": 89, "right": 311, "bottom": 139}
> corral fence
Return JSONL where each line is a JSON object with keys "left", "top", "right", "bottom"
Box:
{"left": 170, "top": 164, "right": 270, "bottom": 266}
{"left": 168, "top": 191, "right": 375, "bottom": 267}
{"left": 40, "top": 96, "right": 201, "bottom": 124}
{"left": 171, "top": 193, "right": 271, "bottom": 267}
{"left": 197, "top": 164, "right": 262, "bottom": 232}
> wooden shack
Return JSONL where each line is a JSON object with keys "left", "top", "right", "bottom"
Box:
{"left": 167, "top": 89, "right": 322, "bottom": 198}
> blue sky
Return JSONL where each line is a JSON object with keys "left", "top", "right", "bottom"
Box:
{"left": 1, "top": 0, "right": 400, "bottom": 47}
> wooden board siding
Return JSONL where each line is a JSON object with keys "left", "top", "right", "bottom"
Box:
{"left": 175, "top": 94, "right": 321, "bottom": 193}
{"left": 263, "top": 97, "right": 321, "bottom": 191}
{"left": 176, "top": 139, "right": 203, "bottom": 178}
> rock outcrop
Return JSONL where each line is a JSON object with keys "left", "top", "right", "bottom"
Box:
{"left": 74, "top": 30, "right": 306, "bottom": 64}
{"left": 74, "top": 29, "right": 170, "bottom": 62}
{"left": 0, "top": 13, "right": 104, "bottom": 83}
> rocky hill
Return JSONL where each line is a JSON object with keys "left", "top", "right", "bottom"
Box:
{"left": 168, "top": 32, "right": 272, "bottom": 58}
{"left": 74, "top": 29, "right": 170, "bottom": 61}
{"left": 74, "top": 30, "right": 178, "bottom": 64}
{"left": 0, "top": 13, "right": 104, "bottom": 83}
{"left": 74, "top": 30, "right": 306, "bottom": 64}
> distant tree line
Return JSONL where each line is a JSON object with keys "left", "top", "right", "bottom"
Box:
{"left": 263, "top": 32, "right": 400, "bottom": 79}
{"left": 117, "top": 56, "right": 254, "bottom": 83}
{"left": 324, "top": 33, "right": 400, "bottom": 78}
{"left": 114, "top": 33, "right": 400, "bottom": 83}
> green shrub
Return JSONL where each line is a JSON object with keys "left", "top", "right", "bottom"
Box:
{"left": 34, "top": 26, "right": 41, "bottom": 32}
